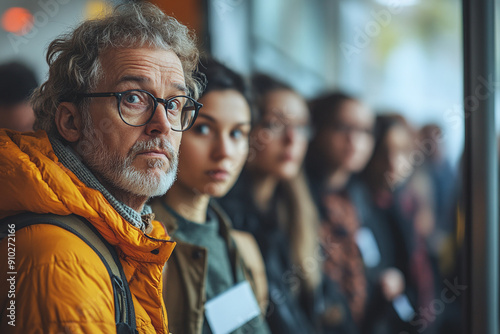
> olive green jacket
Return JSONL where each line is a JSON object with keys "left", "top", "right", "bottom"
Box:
{"left": 151, "top": 199, "right": 269, "bottom": 334}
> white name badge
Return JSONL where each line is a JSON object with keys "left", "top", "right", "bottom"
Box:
{"left": 205, "top": 281, "right": 261, "bottom": 334}
{"left": 355, "top": 227, "right": 381, "bottom": 268}
{"left": 392, "top": 294, "right": 416, "bottom": 322}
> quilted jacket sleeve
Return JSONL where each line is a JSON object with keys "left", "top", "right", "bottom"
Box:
{"left": 0, "top": 224, "right": 116, "bottom": 334}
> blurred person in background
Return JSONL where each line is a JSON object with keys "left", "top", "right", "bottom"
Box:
{"left": 0, "top": 62, "right": 38, "bottom": 132}
{"left": 417, "top": 124, "right": 456, "bottom": 238}
{"left": 0, "top": 3, "right": 202, "bottom": 333}
{"left": 360, "top": 114, "right": 440, "bottom": 334}
{"left": 219, "top": 74, "right": 323, "bottom": 333}
{"left": 150, "top": 59, "right": 270, "bottom": 334}
{"left": 306, "top": 92, "right": 375, "bottom": 333}
{"left": 410, "top": 123, "right": 459, "bottom": 333}
{"left": 307, "top": 92, "right": 375, "bottom": 201}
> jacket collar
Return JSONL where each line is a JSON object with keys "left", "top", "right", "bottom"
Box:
{"left": 152, "top": 199, "right": 232, "bottom": 242}
{"left": 151, "top": 198, "right": 240, "bottom": 283}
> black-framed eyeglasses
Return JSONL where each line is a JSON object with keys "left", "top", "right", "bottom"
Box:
{"left": 77, "top": 89, "right": 202, "bottom": 131}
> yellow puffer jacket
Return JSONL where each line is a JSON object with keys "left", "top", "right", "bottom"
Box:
{"left": 0, "top": 130, "right": 176, "bottom": 334}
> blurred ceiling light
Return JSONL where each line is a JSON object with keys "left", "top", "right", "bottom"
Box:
{"left": 1, "top": 7, "right": 34, "bottom": 35}
{"left": 375, "top": 0, "right": 420, "bottom": 6}
{"left": 85, "top": 0, "right": 112, "bottom": 20}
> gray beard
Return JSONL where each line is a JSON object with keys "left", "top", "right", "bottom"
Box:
{"left": 79, "top": 126, "right": 178, "bottom": 198}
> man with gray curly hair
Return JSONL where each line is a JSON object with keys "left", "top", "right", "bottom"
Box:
{"left": 0, "top": 3, "right": 202, "bottom": 333}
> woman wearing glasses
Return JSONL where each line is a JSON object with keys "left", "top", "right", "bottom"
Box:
{"left": 150, "top": 59, "right": 270, "bottom": 334}
{"left": 219, "top": 74, "right": 322, "bottom": 333}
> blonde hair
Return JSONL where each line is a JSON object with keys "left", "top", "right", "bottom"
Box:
{"left": 32, "top": 2, "right": 202, "bottom": 136}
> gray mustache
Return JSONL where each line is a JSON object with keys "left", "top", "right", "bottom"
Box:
{"left": 130, "top": 137, "right": 177, "bottom": 160}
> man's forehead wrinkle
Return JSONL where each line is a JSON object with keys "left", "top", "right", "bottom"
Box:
{"left": 117, "top": 75, "right": 150, "bottom": 84}
{"left": 111, "top": 50, "right": 183, "bottom": 72}
{"left": 98, "top": 49, "right": 186, "bottom": 92}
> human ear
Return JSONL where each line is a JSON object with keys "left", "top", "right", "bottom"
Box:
{"left": 55, "top": 102, "right": 83, "bottom": 143}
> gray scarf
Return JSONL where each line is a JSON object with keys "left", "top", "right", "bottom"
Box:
{"left": 49, "top": 136, "right": 148, "bottom": 231}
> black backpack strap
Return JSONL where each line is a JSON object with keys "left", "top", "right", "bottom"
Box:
{"left": 1, "top": 213, "right": 138, "bottom": 334}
